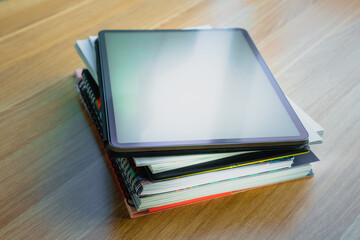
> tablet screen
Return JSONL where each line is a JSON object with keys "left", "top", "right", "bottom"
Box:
{"left": 99, "top": 29, "right": 307, "bottom": 150}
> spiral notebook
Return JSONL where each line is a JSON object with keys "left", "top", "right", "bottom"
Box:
{"left": 74, "top": 68, "right": 319, "bottom": 217}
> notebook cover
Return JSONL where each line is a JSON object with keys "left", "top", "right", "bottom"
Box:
{"left": 74, "top": 68, "right": 316, "bottom": 218}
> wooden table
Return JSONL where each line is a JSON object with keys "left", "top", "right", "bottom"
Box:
{"left": 1, "top": 0, "right": 359, "bottom": 239}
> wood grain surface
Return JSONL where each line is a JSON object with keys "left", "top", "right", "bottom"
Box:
{"left": 1, "top": 0, "right": 359, "bottom": 239}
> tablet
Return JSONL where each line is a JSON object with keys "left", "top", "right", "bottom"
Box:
{"left": 97, "top": 29, "right": 308, "bottom": 155}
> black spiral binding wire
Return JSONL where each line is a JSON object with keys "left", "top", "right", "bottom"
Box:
{"left": 75, "top": 74, "right": 139, "bottom": 206}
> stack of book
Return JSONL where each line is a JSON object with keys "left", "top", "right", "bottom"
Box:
{"left": 74, "top": 26, "right": 323, "bottom": 218}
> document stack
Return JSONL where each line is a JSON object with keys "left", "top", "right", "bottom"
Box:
{"left": 74, "top": 26, "right": 323, "bottom": 218}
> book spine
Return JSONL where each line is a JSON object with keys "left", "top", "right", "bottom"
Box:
{"left": 76, "top": 77, "right": 103, "bottom": 138}
{"left": 114, "top": 158, "right": 142, "bottom": 209}
{"left": 81, "top": 70, "right": 102, "bottom": 125}
{"left": 118, "top": 158, "right": 143, "bottom": 195}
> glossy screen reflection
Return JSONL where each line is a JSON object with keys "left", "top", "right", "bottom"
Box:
{"left": 104, "top": 30, "right": 300, "bottom": 144}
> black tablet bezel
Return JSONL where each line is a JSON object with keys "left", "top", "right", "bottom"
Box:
{"left": 97, "top": 28, "right": 308, "bottom": 154}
